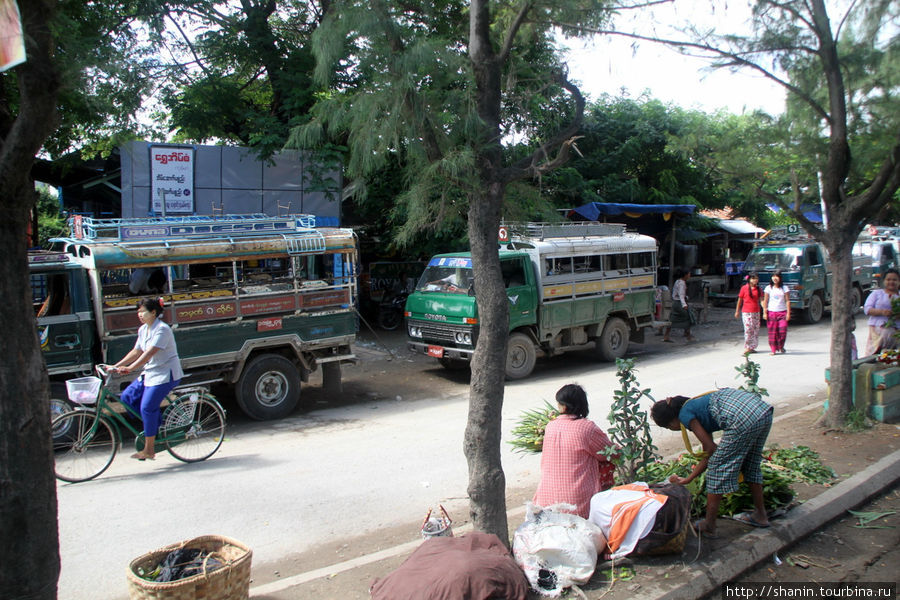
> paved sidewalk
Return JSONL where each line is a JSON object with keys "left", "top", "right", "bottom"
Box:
{"left": 249, "top": 448, "right": 900, "bottom": 599}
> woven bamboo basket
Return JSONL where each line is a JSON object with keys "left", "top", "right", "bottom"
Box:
{"left": 126, "top": 535, "right": 252, "bottom": 600}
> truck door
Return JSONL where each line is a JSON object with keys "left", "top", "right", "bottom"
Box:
{"left": 501, "top": 257, "right": 536, "bottom": 329}
{"left": 804, "top": 246, "right": 827, "bottom": 302}
{"left": 33, "top": 271, "right": 93, "bottom": 373}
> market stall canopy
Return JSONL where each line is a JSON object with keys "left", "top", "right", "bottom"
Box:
{"left": 568, "top": 202, "right": 696, "bottom": 221}
{"left": 713, "top": 219, "right": 766, "bottom": 236}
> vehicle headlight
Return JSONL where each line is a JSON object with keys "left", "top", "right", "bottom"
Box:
{"left": 455, "top": 331, "right": 472, "bottom": 344}
{"left": 409, "top": 325, "right": 422, "bottom": 338}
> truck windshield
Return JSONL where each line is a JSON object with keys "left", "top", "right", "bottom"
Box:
{"left": 415, "top": 265, "right": 474, "bottom": 294}
{"left": 743, "top": 249, "right": 801, "bottom": 271}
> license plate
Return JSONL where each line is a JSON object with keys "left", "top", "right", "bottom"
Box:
{"left": 427, "top": 345, "right": 444, "bottom": 358}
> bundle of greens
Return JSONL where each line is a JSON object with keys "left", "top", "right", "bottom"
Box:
{"left": 508, "top": 401, "right": 558, "bottom": 453}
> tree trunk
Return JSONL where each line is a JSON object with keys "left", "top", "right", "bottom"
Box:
{"left": 464, "top": 185, "right": 510, "bottom": 545}
{"left": 463, "top": 0, "right": 510, "bottom": 545}
{"left": 0, "top": 1, "right": 62, "bottom": 598}
{"left": 821, "top": 231, "right": 858, "bottom": 428}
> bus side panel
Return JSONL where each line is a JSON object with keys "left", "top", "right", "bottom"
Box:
{"left": 104, "top": 311, "right": 357, "bottom": 366}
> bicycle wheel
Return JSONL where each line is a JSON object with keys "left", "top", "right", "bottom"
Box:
{"left": 52, "top": 411, "right": 118, "bottom": 483}
{"left": 162, "top": 391, "right": 226, "bottom": 462}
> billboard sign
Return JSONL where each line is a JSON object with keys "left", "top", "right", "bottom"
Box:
{"left": 150, "top": 145, "right": 194, "bottom": 214}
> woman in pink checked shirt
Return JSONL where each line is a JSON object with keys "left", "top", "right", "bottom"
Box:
{"left": 533, "top": 384, "right": 617, "bottom": 519}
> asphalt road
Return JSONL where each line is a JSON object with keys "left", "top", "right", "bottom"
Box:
{"left": 55, "top": 313, "right": 837, "bottom": 599}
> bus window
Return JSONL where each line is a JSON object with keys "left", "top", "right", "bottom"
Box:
{"left": 574, "top": 255, "right": 603, "bottom": 274}
{"left": 545, "top": 257, "right": 572, "bottom": 276}
{"left": 629, "top": 252, "right": 655, "bottom": 271}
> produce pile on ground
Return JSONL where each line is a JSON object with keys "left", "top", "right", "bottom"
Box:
{"left": 636, "top": 445, "right": 836, "bottom": 517}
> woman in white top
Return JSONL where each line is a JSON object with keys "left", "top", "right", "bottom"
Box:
{"left": 110, "top": 298, "right": 184, "bottom": 460}
{"left": 762, "top": 270, "right": 791, "bottom": 355}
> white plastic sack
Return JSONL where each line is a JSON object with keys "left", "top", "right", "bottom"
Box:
{"left": 512, "top": 503, "right": 607, "bottom": 597}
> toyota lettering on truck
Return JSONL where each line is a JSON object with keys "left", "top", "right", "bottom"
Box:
{"left": 406, "top": 222, "right": 658, "bottom": 379}
{"left": 32, "top": 213, "right": 359, "bottom": 424}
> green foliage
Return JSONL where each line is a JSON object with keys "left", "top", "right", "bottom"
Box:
{"left": 155, "top": 1, "right": 325, "bottom": 157}
{"left": 765, "top": 446, "right": 836, "bottom": 484}
{"left": 735, "top": 353, "right": 768, "bottom": 397}
{"left": 844, "top": 408, "right": 870, "bottom": 433}
{"left": 35, "top": 188, "right": 67, "bottom": 247}
{"left": 508, "top": 401, "right": 559, "bottom": 454}
{"left": 604, "top": 358, "right": 659, "bottom": 483}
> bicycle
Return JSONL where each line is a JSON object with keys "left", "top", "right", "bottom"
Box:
{"left": 52, "top": 365, "right": 226, "bottom": 482}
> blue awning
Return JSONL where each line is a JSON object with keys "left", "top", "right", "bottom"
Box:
{"left": 568, "top": 202, "right": 696, "bottom": 221}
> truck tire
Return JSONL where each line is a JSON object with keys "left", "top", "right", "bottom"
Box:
{"left": 850, "top": 286, "right": 862, "bottom": 315}
{"left": 236, "top": 354, "right": 301, "bottom": 420}
{"left": 505, "top": 333, "right": 536, "bottom": 380}
{"left": 803, "top": 293, "right": 824, "bottom": 324}
{"left": 50, "top": 382, "right": 75, "bottom": 442}
{"left": 597, "top": 317, "right": 630, "bottom": 362}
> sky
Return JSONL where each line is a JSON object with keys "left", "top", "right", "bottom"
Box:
{"left": 562, "top": 1, "right": 789, "bottom": 116}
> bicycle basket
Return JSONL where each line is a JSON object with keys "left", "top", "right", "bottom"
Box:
{"left": 66, "top": 376, "right": 102, "bottom": 405}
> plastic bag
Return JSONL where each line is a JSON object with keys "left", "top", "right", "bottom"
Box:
{"left": 512, "top": 503, "right": 606, "bottom": 597}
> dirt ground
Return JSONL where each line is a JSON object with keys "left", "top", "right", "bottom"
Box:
{"left": 252, "top": 311, "right": 900, "bottom": 599}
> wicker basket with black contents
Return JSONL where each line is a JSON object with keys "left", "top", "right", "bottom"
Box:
{"left": 127, "top": 535, "right": 252, "bottom": 600}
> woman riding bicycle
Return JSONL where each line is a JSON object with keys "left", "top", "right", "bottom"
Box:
{"left": 109, "top": 297, "right": 183, "bottom": 461}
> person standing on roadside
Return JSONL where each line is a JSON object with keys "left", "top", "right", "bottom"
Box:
{"left": 735, "top": 272, "right": 762, "bottom": 353}
{"left": 763, "top": 270, "right": 790, "bottom": 355}
{"left": 863, "top": 268, "right": 899, "bottom": 356}
{"left": 663, "top": 269, "right": 696, "bottom": 343}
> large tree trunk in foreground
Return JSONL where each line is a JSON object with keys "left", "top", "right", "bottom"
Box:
{"left": 463, "top": 0, "right": 510, "bottom": 545}
{"left": 0, "top": 1, "right": 62, "bottom": 598}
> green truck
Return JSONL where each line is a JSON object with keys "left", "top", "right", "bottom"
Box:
{"left": 32, "top": 214, "right": 359, "bottom": 425}
{"left": 405, "top": 223, "right": 659, "bottom": 379}
{"left": 741, "top": 239, "right": 877, "bottom": 324}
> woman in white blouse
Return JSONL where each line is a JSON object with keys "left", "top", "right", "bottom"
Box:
{"left": 762, "top": 270, "right": 791, "bottom": 355}
{"left": 109, "top": 298, "right": 184, "bottom": 460}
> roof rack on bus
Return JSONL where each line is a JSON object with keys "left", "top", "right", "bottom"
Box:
{"left": 755, "top": 225, "right": 814, "bottom": 243}
{"left": 504, "top": 221, "right": 627, "bottom": 240}
{"left": 65, "top": 213, "right": 320, "bottom": 242}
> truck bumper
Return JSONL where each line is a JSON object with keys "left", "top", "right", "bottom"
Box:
{"left": 407, "top": 341, "right": 474, "bottom": 362}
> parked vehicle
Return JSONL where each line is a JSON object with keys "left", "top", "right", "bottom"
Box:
{"left": 741, "top": 237, "right": 876, "bottom": 324}
{"left": 405, "top": 222, "right": 658, "bottom": 379}
{"left": 31, "top": 213, "right": 359, "bottom": 421}
{"left": 377, "top": 290, "right": 409, "bottom": 331}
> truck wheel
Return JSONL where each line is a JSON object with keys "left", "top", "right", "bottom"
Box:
{"left": 236, "top": 354, "right": 301, "bottom": 420}
{"left": 850, "top": 286, "right": 862, "bottom": 315}
{"left": 50, "top": 383, "right": 75, "bottom": 442}
{"left": 377, "top": 308, "right": 402, "bottom": 331}
{"left": 597, "top": 317, "right": 630, "bottom": 362}
{"left": 505, "top": 333, "right": 536, "bottom": 380}
{"left": 803, "top": 293, "right": 824, "bottom": 324}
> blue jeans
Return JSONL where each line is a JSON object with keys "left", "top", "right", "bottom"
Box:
{"left": 120, "top": 373, "right": 181, "bottom": 437}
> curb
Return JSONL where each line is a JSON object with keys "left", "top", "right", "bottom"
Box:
{"left": 643, "top": 448, "right": 900, "bottom": 600}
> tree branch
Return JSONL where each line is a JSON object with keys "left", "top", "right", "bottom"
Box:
{"left": 563, "top": 25, "right": 831, "bottom": 122}
{"left": 503, "top": 71, "right": 585, "bottom": 182}
{"left": 498, "top": 1, "right": 532, "bottom": 64}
